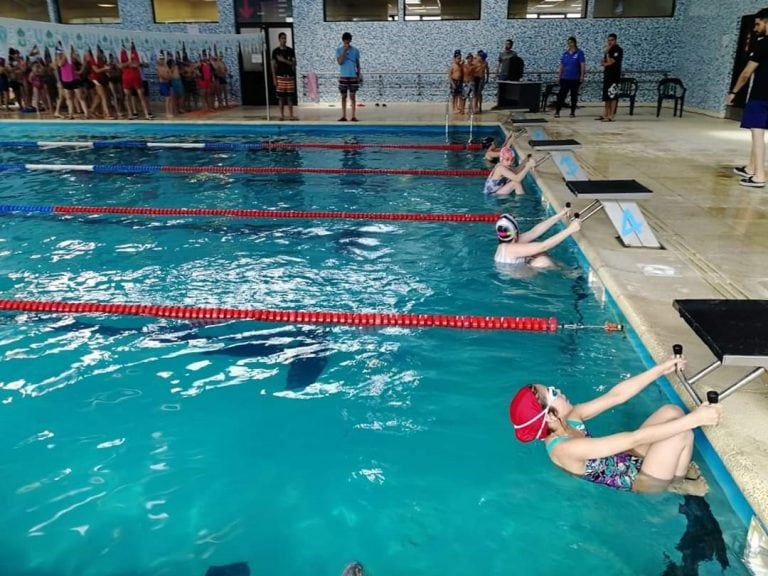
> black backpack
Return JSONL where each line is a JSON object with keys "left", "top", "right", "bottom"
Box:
{"left": 509, "top": 55, "right": 524, "bottom": 81}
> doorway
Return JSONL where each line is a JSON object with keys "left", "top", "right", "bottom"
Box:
{"left": 238, "top": 24, "right": 295, "bottom": 106}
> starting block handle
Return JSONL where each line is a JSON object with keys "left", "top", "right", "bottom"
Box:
{"left": 672, "top": 343, "right": 704, "bottom": 405}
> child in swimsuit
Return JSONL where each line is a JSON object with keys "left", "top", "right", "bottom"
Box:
{"left": 508, "top": 357, "right": 722, "bottom": 495}
{"left": 483, "top": 146, "right": 535, "bottom": 196}
{"left": 494, "top": 210, "right": 580, "bottom": 267}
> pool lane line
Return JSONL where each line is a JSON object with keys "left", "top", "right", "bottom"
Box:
{"left": 0, "top": 298, "right": 559, "bottom": 332}
{"left": 0, "top": 204, "right": 499, "bottom": 223}
{"left": 0, "top": 163, "right": 487, "bottom": 177}
{"left": 0, "top": 139, "right": 484, "bottom": 152}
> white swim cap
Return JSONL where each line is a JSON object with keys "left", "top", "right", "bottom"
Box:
{"left": 496, "top": 213, "right": 520, "bottom": 242}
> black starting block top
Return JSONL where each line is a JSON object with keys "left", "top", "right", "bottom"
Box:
{"left": 674, "top": 299, "right": 768, "bottom": 367}
{"left": 566, "top": 179, "right": 653, "bottom": 200}
{"left": 512, "top": 117, "right": 548, "bottom": 124}
{"left": 528, "top": 139, "right": 581, "bottom": 150}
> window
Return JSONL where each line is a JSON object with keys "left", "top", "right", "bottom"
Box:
{"left": 56, "top": 0, "right": 120, "bottom": 23}
{"left": 153, "top": 0, "right": 219, "bottom": 23}
{"left": 1, "top": 0, "right": 50, "bottom": 21}
{"left": 508, "top": 0, "right": 586, "bottom": 19}
{"left": 405, "top": 0, "right": 480, "bottom": 20}
{"left": 324, "top": 0, "right": 397, "bottom": 22}
{"left": 235, "top": 0, "right": 293, "bottom": 23}
{"left": 593, "top": 0, "right": 674, "bottom": 18}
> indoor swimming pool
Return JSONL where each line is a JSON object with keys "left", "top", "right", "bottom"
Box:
{"left": 0, "top": 122, "right": 752, "bottom": 576}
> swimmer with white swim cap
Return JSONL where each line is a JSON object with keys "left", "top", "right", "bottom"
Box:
{"left": 494, "top": 208, "right": 581, "bottom": 268}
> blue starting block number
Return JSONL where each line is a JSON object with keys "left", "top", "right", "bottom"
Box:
{"left": 621, "top": 208, "right": 644, "bottom": 236}
{"left": 559, "top": 155, "right": 580, "bottom": 179}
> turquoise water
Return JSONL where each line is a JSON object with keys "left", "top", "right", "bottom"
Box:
{"left": 0, "top": 123, "right": 750, "bottom": 576}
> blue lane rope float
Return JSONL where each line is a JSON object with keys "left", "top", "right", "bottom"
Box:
{"left": 0, "top": 139, "right": 483, "bottom": 152}
{"left": 0, "top": 163, "right": 487, "bottom": 177}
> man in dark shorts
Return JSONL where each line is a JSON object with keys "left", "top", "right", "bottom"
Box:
{"left": 728, "top": 8, "right": 768, "bottom": 188}
{"left": 271, "top": 32, "right": 297, "bottom": 121}
{"left": 599, "top": 33, "right": 622, "bottom": 122}
{"left": 335, "top": 32, "right": 361, "bottom": 122}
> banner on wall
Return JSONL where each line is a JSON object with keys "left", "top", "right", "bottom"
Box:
{"left": 0, "top": 17, "right": 263, "bottom": 64}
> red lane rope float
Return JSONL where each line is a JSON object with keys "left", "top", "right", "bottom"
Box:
{"left": 264, "top": 143, "right": 483, "bottom": 152}
{"left": 159, "top": 166, "right": 487, "bottom": 177}
{"left": 52, "top": 205, "right": 499, "bottom": 223}
{"left": 0, "top": 299, "right": 559, "bottom": 332}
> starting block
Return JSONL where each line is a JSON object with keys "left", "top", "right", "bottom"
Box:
{"left": 510, "top": 117, "right": 548, "bottom": 124}
{"left": 672, "top": 299, "right": 768, "bottom": 404}
{"left": 528, "top": 139, "right": 581, "bottom": 151}
{"left": 566, "top": 180, "right": 661, "bottom": 249}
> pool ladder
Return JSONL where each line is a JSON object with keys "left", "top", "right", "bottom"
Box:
{"left": 444, "top": 93, "right": 475, "bottom": 144}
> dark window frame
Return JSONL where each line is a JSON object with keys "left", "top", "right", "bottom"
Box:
{"left": 151, "top": 0, "right": 220, "bottom": 24}
{"left": 507, "top": 0, "right": 588, "bottom": 19}
{"left": 0, "top": 0, "right": 50, "bottom": 22}
{"left": 55, "top": 0, "right": 121, "bottom": 24}
{"left": 323, "top": 0, "right": 398, "bottom": 22}
{"left": 404, "top": 0, "right": 482, "bottom": 21}
{"left": 592, "top": 0, "right": 675, "bottom": 18}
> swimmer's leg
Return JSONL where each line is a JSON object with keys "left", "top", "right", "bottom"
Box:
{"left": 494, "top": 180, "right": 524, "bottom": 196}
{"left": 630, "top": 405, "right": 707, "bottom": 496}
{"left": 528, "top": 254, "right": 555, "bottom": 268}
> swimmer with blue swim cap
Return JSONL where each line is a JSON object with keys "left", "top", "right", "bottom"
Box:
{"left": 494, "top": 208, "right": 581, "bottom": 267}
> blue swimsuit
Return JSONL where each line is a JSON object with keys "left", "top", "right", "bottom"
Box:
{"left": 484, "top": 174, "right": 509, "bottom": 195}
{"left": 546, "top": 419, "right": 642, "bottom": 491}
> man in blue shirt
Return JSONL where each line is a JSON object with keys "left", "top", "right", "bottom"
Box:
{"left": 728, "top": 8, "right": 768, "bottom": 188}
{"left": 555, "top": 36, "right": 585, "bottom": 118}
{"left": 336, "top": 32, "right": 361, "bottom": 122}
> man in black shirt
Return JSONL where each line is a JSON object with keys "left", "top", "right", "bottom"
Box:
{"left": 599, "top": 33, "right": 623, "bottom": 122}
{"left": 728, "top": 8, "right": 768, "bottom": 188}
{"left": 271, "top": 32, "right": 297, "bottom": 121}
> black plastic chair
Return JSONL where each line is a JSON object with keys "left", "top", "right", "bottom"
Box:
{"left": 616, "top": 77, "right": 638, "bottom": 116}
{"left": 657, "top": 78, "right": 687, "bottom": 117}
{"left": 540, "top": 82, "right": 560, "bottom": 112}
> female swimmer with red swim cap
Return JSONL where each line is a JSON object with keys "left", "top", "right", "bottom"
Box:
{"left": 509, "top": 356, "right": 723, "bottom": 495}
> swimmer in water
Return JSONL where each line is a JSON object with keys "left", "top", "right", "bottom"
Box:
{"left": 494, "top": 209, "right": 580, "bottom": 267}
{"left": 508, "top": 356, "right": 721, "bottom": 496}
{"left": 483, "top": 147, "right": 535, "bottom": 196}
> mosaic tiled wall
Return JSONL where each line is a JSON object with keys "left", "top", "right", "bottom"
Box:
{"left": 32, "top": 0, "right": 763, "bottom": 114}
{"left": 292, "top": 0, "right": 685, "bottom": 105}
{"left": 677, "top": 0, "right": 765, "bottom": 115}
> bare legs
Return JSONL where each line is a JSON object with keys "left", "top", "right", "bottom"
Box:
{"left": 631, "top": 405, "right": 707, "bottom": 496}
{"left": 746, "top": 128, "right": 766, "bottom": 183}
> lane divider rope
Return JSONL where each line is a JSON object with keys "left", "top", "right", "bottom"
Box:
{"left": 0, "top": 299, "right": 559, "bottom": 332}
{"left": 0, "top": 163, "right": 487, "bottom": 177}
{"left": 0, "top": 204, "right": 499, "bottom": 223}
{"left": 0, "top": 139, "right": 484, "bottom": 152}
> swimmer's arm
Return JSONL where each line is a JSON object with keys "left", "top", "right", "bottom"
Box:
{"left": 556, "top": 405, "right": 720, "bottom": 462}
{"left": 505, "top": 220, "right": 579, "bottom": 258}
{"left": 570, "top": 357, "right": 684, "bottom": 421}
{"left": 497, "top": 162, "right": 531, "bottom": 182}
{"left": 519, "top": 208, "right": 569, "bottom": 242}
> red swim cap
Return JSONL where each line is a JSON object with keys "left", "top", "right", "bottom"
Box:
{"left": 509, "top": 387, "right": 549, "bottom": 442}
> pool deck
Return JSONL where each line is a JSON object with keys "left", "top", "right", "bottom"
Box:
{"left": 2, "top": 101, "right": 768, "bottom": 537}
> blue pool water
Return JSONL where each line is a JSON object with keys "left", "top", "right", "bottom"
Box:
{"left": 0, "top": 123, "right": 750, "bottom": 576}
